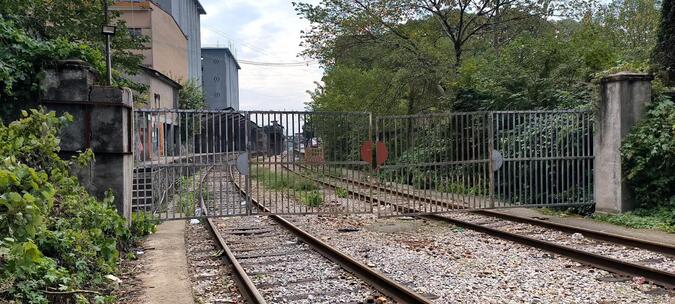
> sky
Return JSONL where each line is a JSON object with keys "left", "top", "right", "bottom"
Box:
{"left": 200, "top": 0, "right": 322, "bottom": 111}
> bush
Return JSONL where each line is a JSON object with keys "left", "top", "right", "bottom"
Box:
{"left": 130, "top": 212, "right": 159, "bottom": 239}
{"left": 0, "top": 109, "right": 144, "bottom": 303}
{"left": 621, "top": 95, "right": 675, "bottom": 209}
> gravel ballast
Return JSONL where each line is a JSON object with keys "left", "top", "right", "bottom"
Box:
{"left": 287, "top": 214, "right": 674, "bottom": 303}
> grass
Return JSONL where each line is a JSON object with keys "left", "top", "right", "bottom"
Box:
{"left": 592, "top": 208, "right": 675, "bottom": 233}
{"left": 252, "top": 166, "right": 319, "bottom": 191}
{"left": 539, "top": 207, "right": 675, "bottom": 233}
{"left": 251, "top": 166, "right": 323, "bottom": 207}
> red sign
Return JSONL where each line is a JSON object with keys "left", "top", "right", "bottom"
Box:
{"left": 360, "top": 141, "right": 388, "bottom": 166}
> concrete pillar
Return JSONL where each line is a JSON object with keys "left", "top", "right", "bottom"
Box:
{"left": 595, "top": 72, "right": 653, "bottom": 213}
{"left": 40, "top": 60, "right": 134, "bottom": 220}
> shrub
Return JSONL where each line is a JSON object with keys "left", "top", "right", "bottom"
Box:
{"left": 130, "top": 212, "right": 159, "bottom": 239}
{"left": 621, "top": 95, "right": 675, "bottom": 210}
{"left": 0, "top": 109, "right": 144, "bottom": 303}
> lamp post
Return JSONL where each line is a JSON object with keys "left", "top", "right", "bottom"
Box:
{"left": 102, "top": 0, "right": 116, "bottom": 86}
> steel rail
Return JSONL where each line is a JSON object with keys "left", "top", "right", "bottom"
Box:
{"left": 297, "top": 164, "right": 675, "bottom": 257}
{"left": 283, "top": 164, "right": 675, "bottom": 289}
{"left": 228, "top": 165, "right": 434, "bottom": 304}
{"left": 198, "top": 166, "right": 268, "bottom": 304}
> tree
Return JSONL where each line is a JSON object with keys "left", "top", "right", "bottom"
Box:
{"left": 0, "top": 0, "right": 146, "bottom": 79}
{"left": 655, "top": 0, "right": 675, "bottom": 85}
{"left": 295, "top": 0, "right": 559, "bottom": 69}
{"left": 0, "top": 17, "right": 105, "bottom": 122}
{"left": 178, "top": 79, "right": 206, "bottom": 110}
{"left": 298, "top": 0, "right": 661, "bottom": 114}
{"left": 0, "top": 0, "right": 148, "bottom": 119}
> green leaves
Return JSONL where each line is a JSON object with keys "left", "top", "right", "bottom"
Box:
{"left": 621, "top": 95, "right": 675, "bottom": 209}
{"left": 0, "top": 109, "right": 135, "bottom": 303}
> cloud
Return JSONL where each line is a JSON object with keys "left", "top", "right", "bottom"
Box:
{"left": 200, "top": 0, "right": 322, "bottom": 111}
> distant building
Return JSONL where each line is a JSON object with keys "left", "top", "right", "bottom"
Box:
{"left": 113, "top": 0, "right": 188, "bottom": 105}
{"left": 202, "top": 48, "right": 241, "bottom": 110}
{"left": 152, "top": 0, "right": 206, "bottom": 84}
{"left": 113, "top": 0, "right": 188, "bottom": 160}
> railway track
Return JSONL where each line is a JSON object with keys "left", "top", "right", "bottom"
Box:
{"left": 281, "top": 163, "right": 675, "bottom": 289}
{"left": 198, "top": 164, "right": 434, "bottom": 304}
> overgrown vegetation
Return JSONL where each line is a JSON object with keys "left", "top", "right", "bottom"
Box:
{"left": 621, "top": 95, "right": 675, "bottom": 210}
{"left": 592, "top": 208, "right": 675, "bottom": 233}
{"left": 0, "top": 17, "right": 105, "bottom": 122}
{"left": 335, "top": 187, "right": 348, "bottom": 198}
{"left": 0, "top": 1, "right": 148, "bottom": 119}
{"left": 654, "top": 0, "right": 675, "bottom": 85}
{"left": 296, "top": 0, "right": 661, "bottom": 114}
{"left": 297, "top": 0, "right": 673, "bottom": 223}
{"left": 0, "top": 109, "right": 154, "bottom": 303}
{"left": 251, "top": 167, "right": 324, "bottom": 206}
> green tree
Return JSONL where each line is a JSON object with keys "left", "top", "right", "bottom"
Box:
{"left": 621, "top": 95, "right": 675, "bottom": 210}
{"left": 654, "top": 0, "right": 675, "bottom": 85}
{"left": 0, "top": 0, "right": 148, "bottom": 120}
{"left": 0, "top": 17, "right": 105, "bottom": 122}
{"left": 178, "top": 79, "right": 206, "bottom": 110}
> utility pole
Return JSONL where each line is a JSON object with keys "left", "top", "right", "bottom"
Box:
{"left": 102, "top": 0, "right": 116, "bottom": 86}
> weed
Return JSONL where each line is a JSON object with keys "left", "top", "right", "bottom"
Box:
{"left": 299, "top": 191, "right": 324, "bottom": 207}
{"left": 335, "top": 187, "right": 349, "bottom": 198}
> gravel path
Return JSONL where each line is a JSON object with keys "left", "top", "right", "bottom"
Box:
{"left": 287, "top": 214, "right": 674, "bottom": 303}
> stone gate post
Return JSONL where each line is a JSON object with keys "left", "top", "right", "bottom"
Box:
{"left": 40, "top": 60, "right": 133, "bottom": 220}
{"left": 595, "top": 73, "right": 653, "bottom": 213}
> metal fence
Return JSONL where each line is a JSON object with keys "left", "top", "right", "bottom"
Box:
{"left": 374, "top": 110, "right": 594, "bottom": 216}
{"left": 132, "top": 109, "right": 594, "bottom": 220}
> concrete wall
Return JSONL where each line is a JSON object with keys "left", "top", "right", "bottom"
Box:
{"left": 40, "top": 60, "right": 134, "bottom": 220}
{"left": 594, "top": 73, "right": 653, "bottom": 213}
{"left": 202, "top": 48, "right": 240, "bottom": 110}
{"left": 128, "top": 67, "right": 180, "bottom": 109}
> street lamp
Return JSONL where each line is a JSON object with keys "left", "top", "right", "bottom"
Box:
{"left": 102, "top": 1, "right": 116, "bottom": 86}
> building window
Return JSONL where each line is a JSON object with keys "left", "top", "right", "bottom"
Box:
{"left": 154, "top": 94, "right": 160, "bottom": 108}
{"left": 214, "top": 76, "right": 220, "bottom": 81}
{"left": 213, "top": 59, "right": 219, "bottom": 64}
{"left": 128, "top": 28, "right": 142, "bottom": 38}
{"left": 214, "top": 93, "right": 221, "bottom": 98}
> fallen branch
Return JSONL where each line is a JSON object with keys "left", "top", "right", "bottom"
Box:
{"left": 44, "top": 289, "right": 101, "bottom": 295}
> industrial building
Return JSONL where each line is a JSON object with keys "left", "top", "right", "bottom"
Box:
{"left": 202, "top": 47, "right": 241, "bottom": 110}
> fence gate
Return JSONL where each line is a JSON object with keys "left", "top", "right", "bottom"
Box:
{"left": 244, "top": 111, "right": 374, "bottom": 215}
{"left": 374, "top": 110, "right": 594, "bottom": 217}
{"left": 132, "top": 109, "right": 593, "bottom": 220}
{"left": 132, "top": 109, "right": 375, "bottom": 220}
{"left": 132, "top": 109, "right": 249, "bottom": 220}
